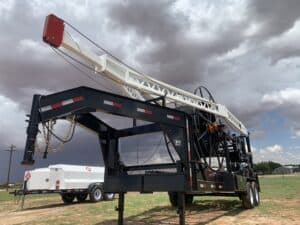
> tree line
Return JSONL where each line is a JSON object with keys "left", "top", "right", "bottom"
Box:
{"left": 254, "top": 161, "right": 282, "bottom": 174}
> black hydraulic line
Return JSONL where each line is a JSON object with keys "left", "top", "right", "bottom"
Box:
{"left": 163, "top": 133, "right": 176, "bottom": 163}
{"left": 44, "top": 120, "right": 76, "bottom": 144}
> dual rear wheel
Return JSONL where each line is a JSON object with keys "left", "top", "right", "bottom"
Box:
{"left": 241, "top": 181, "right": 260, "bottom": 209}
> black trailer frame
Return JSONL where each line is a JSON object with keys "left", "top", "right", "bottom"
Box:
{"left": 22, "top": 86, "right": 259, "bottom": 225}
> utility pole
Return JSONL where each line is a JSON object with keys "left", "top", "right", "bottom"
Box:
{"left": 4, "top": 144, "right": 16, "bottom": 191}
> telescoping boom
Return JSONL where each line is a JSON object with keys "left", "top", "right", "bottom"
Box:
{"left": 42, "top": 14, "right": 247, "bottom": 135}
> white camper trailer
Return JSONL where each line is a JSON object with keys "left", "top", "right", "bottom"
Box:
{"left": 19, "top": 164, "right": 114, "bottom": 203}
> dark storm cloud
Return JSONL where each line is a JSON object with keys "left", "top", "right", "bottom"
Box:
{"left": 1, "top": 0, "right": 300, "bottom": 175}
{"left": 247, "top": 0, "right": 300, "bottom": 63}
{"left": 107, "top": 0, "right": 248, "bottom": 86}
{"left": 247, "top": 0, "right": 300, "bottom": 39}
{"left": 0, "top": 128, "right": 103, "bottom": 183}
{"left": 0, "top": 1, "right": 118, "bottom": 111}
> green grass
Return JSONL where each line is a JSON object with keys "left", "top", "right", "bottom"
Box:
{"left": 1, "top": 173, "right": 299, "bottom": 225}
{"left": 259, "top": 174, "right": 300, "bottom": 199}
{"left": 0, "top": 190, "right": 15, "bottom": 201}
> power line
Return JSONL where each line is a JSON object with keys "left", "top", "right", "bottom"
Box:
{"left": 4, "top": 144, "right": 16, "bottom": 191}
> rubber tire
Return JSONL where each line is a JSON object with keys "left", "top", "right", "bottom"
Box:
{"left": 168, "top": 192, "right": 193, "bottom": 207}
{"left": 76, "top": 192, "right": 88, "bottom": 202}
{"left": 185, "top": 195, "right": 194, "bottom": 205}
{"left": 103, "top": 193, "right": 115, "bottom": 201}
{"left": 168, "top": 192, "right": 178, "bottom": 207}
{"left": 241, "top": 182, "right": 255, "bottom": 209}
{"left": 61, "top": 193, "right": 75, "bottom": 204}
{"left": 90, "top": 186, "right": 103, "bottom": 202}
{"left": 251, "top": 182, "right": 260, "bottom": 206}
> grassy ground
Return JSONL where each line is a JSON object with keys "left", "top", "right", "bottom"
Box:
{"left": 0, "top": 173, "right": 299, "bottom": 225}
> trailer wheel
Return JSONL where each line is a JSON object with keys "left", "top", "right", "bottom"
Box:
{"left": 76, "top": 192, "right": 88, "bottom": 202}
{"left": 104, "top": 193, "right": 115, "bottom": 201}
{"left": 169, "top": 192, "right": 193, "bottom": 207}
{"left": 90, "top": 186, "right": 103, "bottom": 202}
{"left": 61, "top": 193, "right": 75, "bottom": 204}
{"left": 168, "top": 192, "right": 178, "bottom": 207}
{"left": 185, "top": 195, "right": 194, "bottom": 205}
{"left": 241, "top": 182, "right": 255, "bottom": 209}
{"left": 251, "top": 182, "right": 260, "bottom": 206}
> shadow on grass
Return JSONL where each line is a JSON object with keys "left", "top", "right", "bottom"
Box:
{"left": 22, "top": 200, "right": 94, "bottom": 211}
{"left": 94, "top": 199, "right": 243, "bottom": 225}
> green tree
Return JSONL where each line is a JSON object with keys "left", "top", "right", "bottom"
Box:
{"left": 254, "top": 161, "right": 282, "bottom": 174}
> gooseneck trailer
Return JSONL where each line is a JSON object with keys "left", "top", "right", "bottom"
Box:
{"left": 22, "top": 14, "right": 260, "bottom": 225}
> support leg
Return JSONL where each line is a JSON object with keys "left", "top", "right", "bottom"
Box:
{"left": 177, "top": 192, "right": 186, "bottom": 225}
{"left": 117, "top": 192, "right": 125, "bottom": 225}
{"left": 21, "top": 181, "right": 27, "bottom": 210}
{"left": 21, "top": 194, "right": 25, "bottom": 210}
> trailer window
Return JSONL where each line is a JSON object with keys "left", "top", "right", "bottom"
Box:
{"left": 119, "top": 131, "right": 179, "bottom": 166}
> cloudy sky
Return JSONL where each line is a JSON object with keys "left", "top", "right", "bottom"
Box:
{"left": 1, "top": 0, "right": 300, "bottom": 183}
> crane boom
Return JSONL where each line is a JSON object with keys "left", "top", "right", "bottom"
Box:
{"left": 42, "top": 14, "right": 247, "bottom": 135}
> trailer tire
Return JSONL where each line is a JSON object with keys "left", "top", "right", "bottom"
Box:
{"left": 61, "top": 193, "right": 75, "bottom": 204}
{"left": 104, "top": 193, "right": 115, "bottom": 201}
{"left": 185, "top": 195, "right": 194, "bottom": 205}
{"left": 168, "top": 192, "right": 178, "bottom": 207}
{"left": 169, "top": 192, "right": 193, "bottom": 207}
{"left": 241, "top": 182, "right": 255, "bottom": 209}
{"left": 90, "top": 186, "right": 103, "bottom": 202}
{"left": 76, "top": 192, "right": 88, "bottom": 202}
{"left": 251, "top": 182, "right": 260, "bottom": 206}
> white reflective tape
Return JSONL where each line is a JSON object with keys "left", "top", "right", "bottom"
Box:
{"left": 39, "top": 96, "right": 83, "bottom": 112}
{"left": 167, "top": 114, "right": 174, "bottom": 120}
{"left": 62, "top": 98, "right": 74, "bottom": 106}
{"left": 104, "top": 100, "right": 114, "bottom": 106}
{"left": 40, "top": 105, "right": 52, "bottom": 112}
{"left": 137, "top": 108, "right": 145, "bottom": 113}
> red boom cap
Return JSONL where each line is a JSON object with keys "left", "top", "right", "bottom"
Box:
{"left": 43, "top": 14, "right": 64, "bottom": 48}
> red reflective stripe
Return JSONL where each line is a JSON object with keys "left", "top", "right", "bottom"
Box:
{"left": 173, "top": 116, "right": 181, "bottom": 121}
{"left": 73, "top": 96, "right": 84, "bottom": 102}
{"left": 144, "top": 109, "right": 152, "bottom": 115}
{"left": 167, "top": 114, "right": 181, "bottom": 121}
{"left": 137, "top": 108, "right": 152, "bottom": 115}
{"left": 113, "top": 102, "right": 122, "bottom": 108}
{"left": 51, "top": 102, "right": 63, "bottom": 109}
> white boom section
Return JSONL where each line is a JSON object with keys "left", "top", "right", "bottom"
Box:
{"left": 59, "top": 30, "right": 247, "bottom": 135}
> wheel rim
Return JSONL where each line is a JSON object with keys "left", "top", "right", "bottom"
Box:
{"left": 249, "top": 187, "right": 254, "bottom": 205}
{"left": 254, "top": 186, "right": 259, "bottom": 203}
{"left": 106, "top": 193, "right": 114, "bottom": 199}
{"left": 94, "top": 189, "right": 102, "bottom": 200}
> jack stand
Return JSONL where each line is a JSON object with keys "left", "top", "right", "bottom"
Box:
{"left": 116, "top": 192, "right": 125, "bottom": 225}
{"left": 177, "top": 192, "right": 186, "bottom": 225}
{"left": 21, "top": 194, "right": 25, "bottom": 210}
